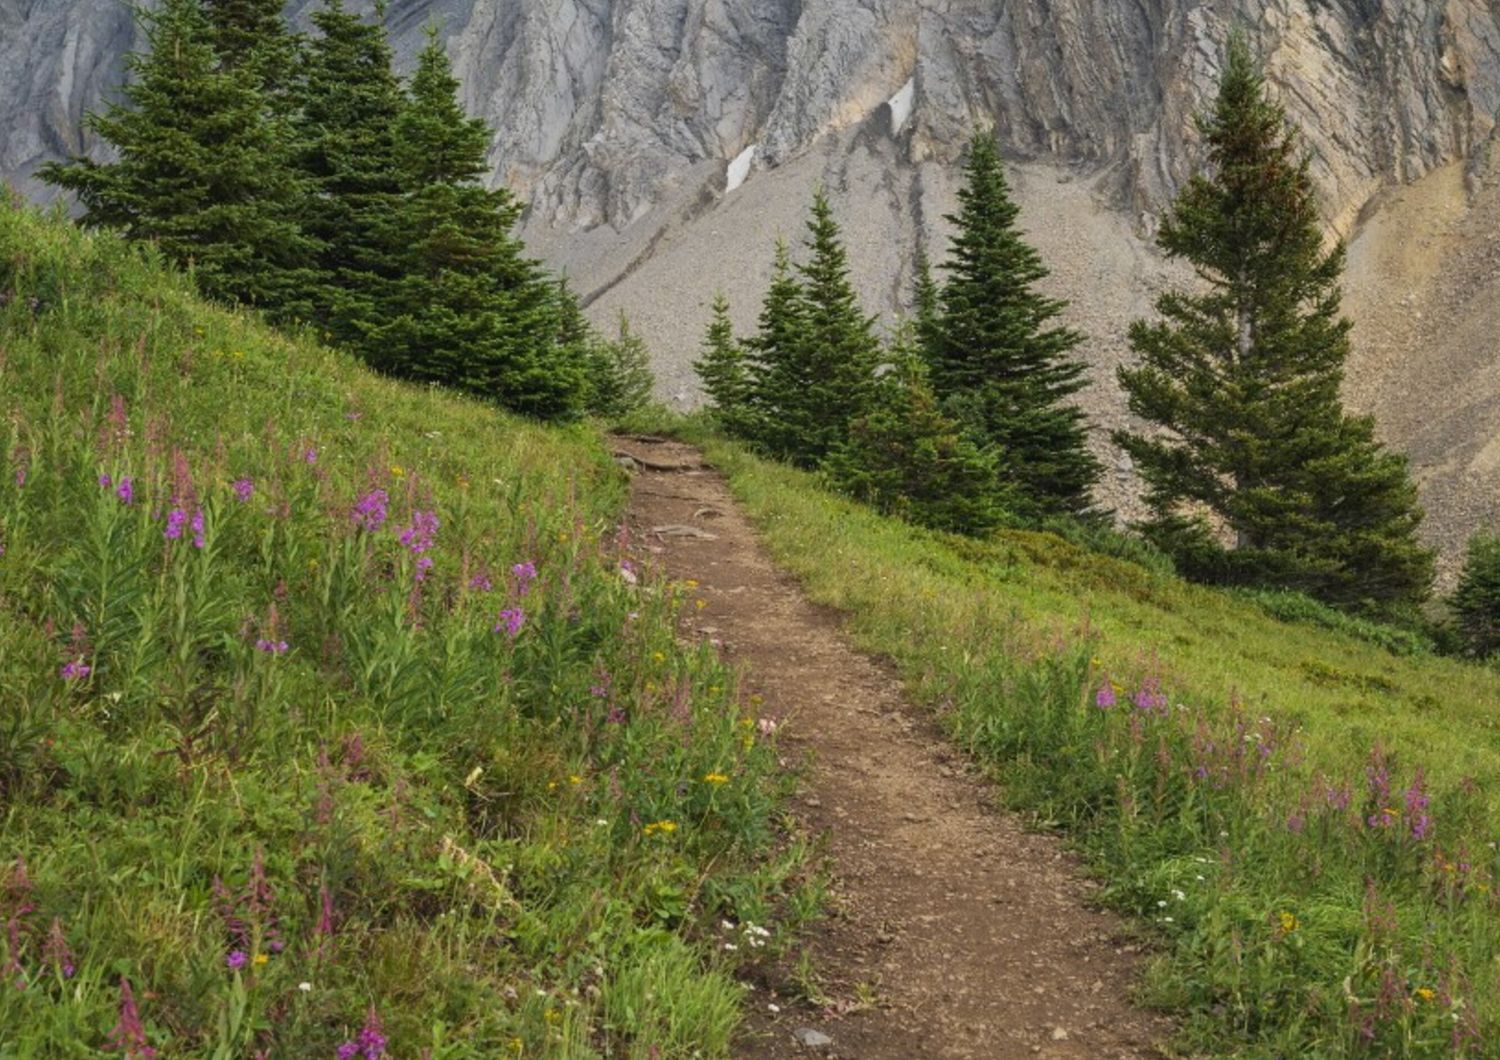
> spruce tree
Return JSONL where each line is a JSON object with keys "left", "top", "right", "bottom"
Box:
{"left": 925, "top": 134, "right": 1099, "bottom": 518}
{"left": 39, "top": 0, "right": 316, "bottom": 319}
{"left": 825, "top": 325, "right": 1008, "bottom": 535}
{"left": 1114, "top": 35, "right": 1433, "bottom": 611}
{"left": 795, "top": 192, "right": 882, "bottom": 464}
{"left": 744, "top": 239, "right": 807, "bottom": 461}
{"left": 749, "top": 193, "right": 879, "bottom": 468}
{"left": 1453, "top": 532, "right": 1500, "bottom": 658}
{"left": 587, "top": 313, "right": 655, "bottom": 419}
{"left": 365, "top": 30, "right": 583, "bottom": 418}
{"left": 693, "top": 291, "right": 753, "bottom": 436}
{"left": 202, "top": 0, "right": 301, "bottom": 101}
{"left": 296, "top": 0, "right": 404, "bottom": 341}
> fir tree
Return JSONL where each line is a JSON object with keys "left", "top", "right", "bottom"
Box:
{"left": 587, "top": 313, "right": 656, "bottom": 419}
{"left": 825, "top": 326, "right": 1008, "bottom": 536}
{"left": 202, "top": 0, "right": 301, "bottom": 101}
{"left": 365, "top": 30, "right": 583, "bottom": 418}
{"left": 912, "top": 244, "right": 940, "bottom": 355}
{"left": 296, "top": 0, "right": 404, "bottom": 341}
{"left": 750, "top": 193, "right": 879, "bottom": 468}
{"left": 1114, "top": 35, "right": 1433, "bottom": 611}
{"left": 925, "top": 134, "right": 1099, "bottom": 518}
{"left": 40, "top": 0, "right": 316, "bottom": 319}
{"left": 743, "top": 239, "right": 807, "bottom": 461}
{"left": 1453, "top": 532, "right": 1500, "bottom": 658}
{"left": 693, "top": 291, "right": 753, "bottom": 436}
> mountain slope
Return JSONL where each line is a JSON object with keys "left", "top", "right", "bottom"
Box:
{"left": 4, "top": 0, "right": 1499, "bottom": 560}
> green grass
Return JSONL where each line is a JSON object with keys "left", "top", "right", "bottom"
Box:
{"left": 0, "top": 199, "right": 813, "bottom": 1057}
{"left": 692, "top": 429, "right": 1500, "bottom": 1057}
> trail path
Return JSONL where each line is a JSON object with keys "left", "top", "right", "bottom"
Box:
{"left": 615, "top": 437, "right": 1169, "bottom": 1060}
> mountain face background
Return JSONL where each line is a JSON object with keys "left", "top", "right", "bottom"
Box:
{"left": 4, "top": 0, "right": 1500, "bottom": 567}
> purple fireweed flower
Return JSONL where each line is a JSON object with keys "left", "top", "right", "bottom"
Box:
{"left": 106, "top": 977, "right": 156, "bottom": 1058}
{"left": 226, "top": 950, "right": 248, "bottom": 970}
{"left": 494, "top": 608, "right": 525, "bottom": 638}
{"left": 467, "top": 572, "right": 493, "bottom": 592}
{"left": 399, "top": 510, "right": 439, "bottom": 553}
{"left": 338, "top": 1008, "right": 387, "bottom": 1060}
{"left": 352, "top": 489, "right": 388, "bottom": 533}
{"left": 190, "top": 509, "right": 205, "bottom": 549}
{"left": 1405, "top": 769, "right": 1432, "bottom": 841}
{"left": 116, "top": 477, "right": 135, "bottom": 505}
{"left": 512, "top": 561, "right": 537, "bottom": 596}
{"left": 98, "top": 473, "right": 112, "bottom": 489}
{"left": 303, "top": 447, "right": 318, "bottom": 465}
{"left": 1132, "top": 677, "right": 1168, "bottom": 715}
{"left": 1094, "top": 683, "right": 1116, "bottom": 709}
{"left": 1286, "top": 812, "right": 1306, "bottom": 834}
{"left": 60, "top": 659, "right": 91, "bottom": 681}
{"left": 232, "top": 478, "right": 254, "bottom": 503}
{"left": 164, "top": 508, "right": 187, "bottom": 541}
{"left": 255, "top": 639, "right": 288, "bottom": 655}
{"left": 43, "top": 918, "right": 75, "bottom": 979}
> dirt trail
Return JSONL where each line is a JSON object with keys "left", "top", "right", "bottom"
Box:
{"left": 615, "top": 437, "right": 1169, "bottom": 1060}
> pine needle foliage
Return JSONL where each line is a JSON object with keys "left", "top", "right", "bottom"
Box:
{"left": 693, "top": 292, "right": 753, "bottom": 436}
{"left": 587, "top": 312, "right": 656, "bottom": 419}
{"left": 294, "top": 0, "right": 405, "bottom": 342}
{"left": 361, "top": 30, "right": 582, "bottom": 418}
{"left": 38, "top": 0, "right": 317, "bottom": 320}
{"left": 1114, "top": 34, "right": 1433, "bottom": 612}
{"left": 747, "top": 196, "right": 880, "bottom": 468}
{"left": 824, "top": 327, "right": 1009, "bottom": 536}
{"left": 1454, "top": 532, "right": 1500, "bottom": 659}
{"left": 925, "top": 134, "right": 1099, "bottom": 518}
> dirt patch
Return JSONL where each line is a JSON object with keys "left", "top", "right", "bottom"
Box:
{"left": 616, "top": 436, "right": 1171, "bottom": 1059}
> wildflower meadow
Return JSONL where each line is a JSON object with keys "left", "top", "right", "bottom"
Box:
{"left": 0, "top": 199, "right": 813, "bottom": 1056}
{"left": 699, "top": 432, "right": 1500, "bottom": 1057}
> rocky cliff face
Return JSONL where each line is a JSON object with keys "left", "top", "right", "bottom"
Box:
{"left": 4, "top": 0, "right": 1500, "bottom": 560}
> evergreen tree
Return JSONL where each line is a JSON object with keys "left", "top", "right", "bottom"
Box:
{"left": 825, "top": 326, "right": 1008, "bottom": 536}
{"left": 749, "top": 193, "right": 879, "bottom": 468}
{"left": 296, "top": 0, "right": 404, "bottom": 341}
{"left": 364, "top": 30, "right": 583, "bottom": 418}
{"left": 202, "top": 0, "right": 301, "bottom": 101}
{"left": 743, "top": 239, "right": 807, "bottom": 460}
{"left": 912, "top": 244, "right": 941, "bottom": 355}
{"left": 1453, "top": 532, "right": 1500, "bottom": 658}
{"left": 693, "top": 291, "right": 753, "bottom": 436}
{"left": 587, "top": 313, "right": 656, "bottom": 418}
{"left": 39, "top": 0, "right": 316, "bottom": 319}
{"left": 926, "top": 134, "right": 1099, "bottom": 518}
{"left": 1114, "top": 35, "right": 1432, "bottom": 611}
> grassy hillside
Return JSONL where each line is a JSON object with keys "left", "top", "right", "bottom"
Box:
{"left": 699, "top": 434, "right": 1500, "bottom": 1057}
{"left": 0, "top": 198, "right": 809, "bottom": 1057}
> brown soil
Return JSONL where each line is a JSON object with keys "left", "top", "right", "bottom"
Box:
{"left": 615, "top": 437, "right": 1172, "bottom": 1060}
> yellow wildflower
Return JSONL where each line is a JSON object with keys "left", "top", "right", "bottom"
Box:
{"left": 252, "top": 953, "right": 269, "bottom": 967}
{"left": 643, "top": 820, "right": 677, "bottom": 836}
{"left": 1278, "top": 911, "right": 1298, "bottom": 935}
{"left": 703, "top": 772, "right": 729, "bottom": 785}
{"left": 389, "top": 464, "right": 405, "bottom": 478}
{"left": 684, "top": 579, "right": 699, "bottom": 589}
{"left": 695, "top": 599, "right": 707, "bottom": 610}
{"left": 1415, "top": 987, "right": 1436, "bottom": 1002}
{"left": 652, "top": 651, "right": 665, "bottom": 663}
{"left": 569, "top": 775, "right": 582, "bottom": 786}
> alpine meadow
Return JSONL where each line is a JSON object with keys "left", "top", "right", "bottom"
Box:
{"left": 6, "top": 2, "right": 1500, "bottom": 1058}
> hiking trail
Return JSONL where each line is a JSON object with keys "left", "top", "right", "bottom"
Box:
{"left": 615, "top": 436, "right": 1170, "bottom": 1060}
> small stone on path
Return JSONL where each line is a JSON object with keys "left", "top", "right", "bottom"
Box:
{"left": 793, "top": 1027, "right": 834, "bottom": 1051}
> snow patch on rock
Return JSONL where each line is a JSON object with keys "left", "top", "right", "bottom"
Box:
{"left": 726, "top": 145, "right": 757, "bottom": 193}
{"left": 887, "top": 78, "right": 915, "bottom": 134}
